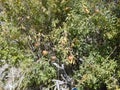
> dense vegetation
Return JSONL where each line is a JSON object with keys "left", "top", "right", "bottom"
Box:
{"left": 0, "top": 0, "right": 120, "bottom": 90}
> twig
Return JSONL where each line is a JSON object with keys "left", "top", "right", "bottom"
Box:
{"left": 106, "top": 46, "right": 117, "bottom": 60}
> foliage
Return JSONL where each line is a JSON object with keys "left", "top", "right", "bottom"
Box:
{"left": 0, "top": 0, "right": 120, "bottom": 90}
{"left": 74, "top": 52, "right": 118, "bottom": 90}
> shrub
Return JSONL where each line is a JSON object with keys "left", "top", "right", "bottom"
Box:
{"left": 0, "top": 0, "right": 120, "bottom": 89}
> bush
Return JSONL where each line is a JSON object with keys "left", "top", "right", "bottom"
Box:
{"left": 0, "top": 0, "right": 120, "bottom": 89}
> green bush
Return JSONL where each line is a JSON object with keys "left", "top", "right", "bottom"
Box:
{"left": 74, "top": 52, "right": 118, "bottom": 90}
{"left": 0, "top": 0, "right": 120, "bottom": 89}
